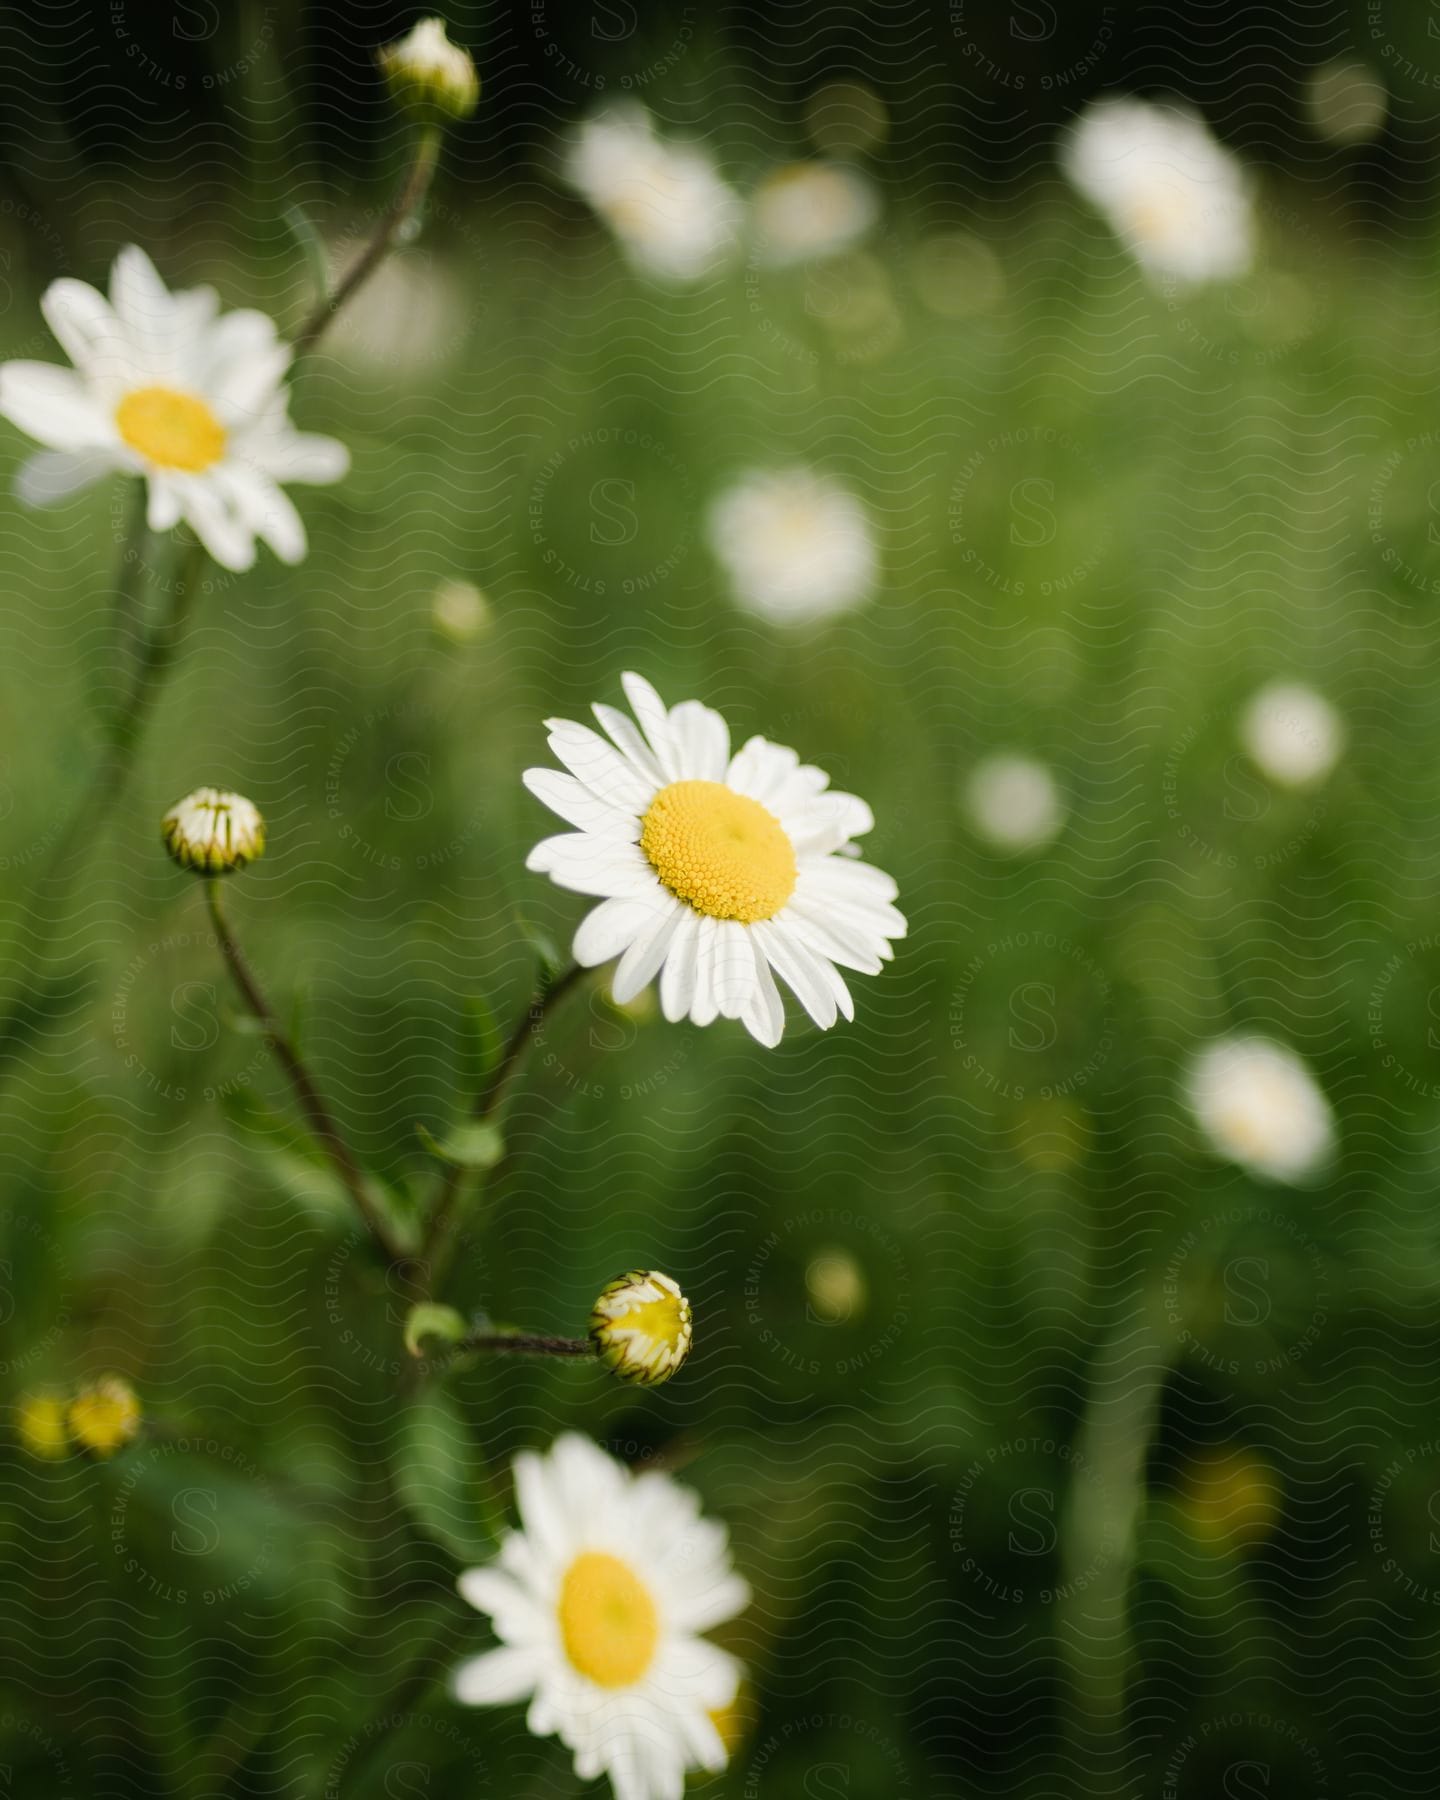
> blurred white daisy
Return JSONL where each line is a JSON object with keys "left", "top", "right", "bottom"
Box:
{"left": 1060, "top": 97, "right": 1254, "bottom": 287}
{"left": 563, "top": 107, "right": 742, "bottom": 283}
{"left": 706, "top": 468, "right": 877, "bottom": 623}
{"left": 454, "top": 1433, "right": 749, "bottom": 1800}
{"left": 1239, "top": 681, "right": 1345, "bottom": 790}
{"left": 0, "top": 245, "right": 348, "bottom": 571}
{"left": 1186, "top": 1035, "right": 1335, "bottom": 1183}
{"left": 751, "top": 161, "right": 881, "bottom": 267}
{"left": 524, "top": 672, "right": 905, "bottom": 1047}
{"left": 964, "top": 754, "right": 1064, "bottom": 853}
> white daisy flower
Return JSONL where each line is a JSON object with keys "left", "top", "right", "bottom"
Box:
{"left": 751, "top": 161, "right": 881, "bottom": 267}
{"left": 1060, "top": 97, "right": 1254, "bottom": 287}
{"left": 1186, "top": 1035, "right": 1335, "bottom": 1184}
{"left": 524, "top": 672, "right": 905, "bottom": 1048}
{"left": 0, "top": 244, "right": 349, "bottom": 571}
{"left": 563, "top": 106, "right": 742, "bottom": 283}
{"left": 454, "top": 1433, "right": 749, "bottom": 1800}
{"left": 705, "top": 468, "right": 877, "bottom": 624}
{"left": 1239, "top": 681, "right": 1345, "bottom": 790}
{"left": 963, "top": 754, "right": 1065, "bottom": 853}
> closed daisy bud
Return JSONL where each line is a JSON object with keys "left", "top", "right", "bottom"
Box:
{"left": 15, "top": 1391, "right": 70, "bottom": 1459}
{"left": 162, "top": 787, "right": 265, "bottom": 876}
{"left": 378, "top": 17, "right": 479, "bottom": 124}
{"left": 589, "top": 1270, "right": 692, "bottom": 1385}
{"left": 68, "top": 1375, "right": 141, "bottom": 1457}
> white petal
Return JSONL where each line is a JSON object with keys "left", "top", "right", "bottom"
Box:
{"left": 526, "top": 834, "right": 653, "bottom": 899}
{"left": 14, "top": 448, "right": 115, "bottom": 507}
{"left": 146, "top": 474, "right": 183, "bottom": 532}
{"left": 592, "top": 701, "right": 665, "bottom": 785}
{"left": 572, "top": 894, "right": 662, "bottom": 967}
{"left": 659, "top": 911, "right": 701, "bottom": 1022}
{"left": 452, "top": 1647, "right": 538, "bottom": 1707}
{"left": 247, "top": 428, "right": 349, "bottom": 485}
{"left": 621, "top": 671, "right": 680, "bottom": 778}
{"left": 712, "top": 919, "right": 756, "bottom": 1020}
{"left": 740, "top": 938, "right": 785, "bottom": 1046}
{"left": 210, "top": 343, "right": 292, "bottom": 421}
{"left": 786, "top": 790, "right": 874, "bottom": 854}
{"left": 40, "top": 278, "right": 134, "bottom": 390}
{"left": 610, "top": 899, "right": 685, "bottom": 1002}
{"left": 180, "top": 479, "right": 256, "bottom": 572}
{"left": 546, "top": 720, "right": 655, "bottom": 811}
{"left": 0, "top": 362, "right": 110, "bottom": 450}
{"left": 667, "top": 698, "right": 729, "bottom": 780}
{"left": 751, "top": 919, "right": 839, "bottom": 1029}
{"left": 109, "top": 245, "right": 177, "bottom": 372}
{"left": 690, "top": 919, "right": 720, "bottom": 1027}
{"left": 523, "top": 767, "right": 641, "bottom": 837}
{"left": 221, "top": 465, "right": 308, "bottom": 563}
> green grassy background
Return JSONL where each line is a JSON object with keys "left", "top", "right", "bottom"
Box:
{"left": 3, "top": 4, "right": 1440, "bottom": 1796}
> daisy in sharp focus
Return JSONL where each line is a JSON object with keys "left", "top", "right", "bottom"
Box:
{"left": 524, "top": 672, "right": 904, "bottom": 1047}
{"left": 454, "top": 1433, "right": 749, "bottom": 1800}
{"left": 562, "top": 106, "right": 742, "bottom": 283}
{"left": 0, "top": 244, "right": 349, "bottom": 571}
{"left": 1060, "top": 97, "right": 1254, "bottom": 287}
{"left": 706, "top": 468, "right": 877, "bottom": 624}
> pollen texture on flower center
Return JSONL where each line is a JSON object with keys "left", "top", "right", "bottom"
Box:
{"left": 558, "top": 1551, "right": 660, "bottom": 1687}
{"left": 115, "top": 385, "right": 227, "bottom": 472}
{"left": 640, "top": 779, "right": 796, "bottom": 922}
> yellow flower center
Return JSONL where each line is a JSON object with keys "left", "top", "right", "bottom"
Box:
{"left": 115, "top": 385, "right": 227, "bottom": 472}
{"left": 557, "top": 1551, "right": 659, "bottom": 1688}
{"left": 640, "top": 779, "right": 796, "bottom": 923}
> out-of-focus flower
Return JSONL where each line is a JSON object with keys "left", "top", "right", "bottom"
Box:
{"left": 454, "top": 1433, "right": 750, "bottom": 1800}
{"left": 16, "top": 1392, "right": 70, "bottom": 1459}
{"left": 431, "top": 577, "right": 491, "bottom": 643}
{"left": 1240, "top": 681, "right": 1345, "bottom": 790}
{"left": 805, "top": 1247, "right": 866, "bottom": 1323}
{"left": 590, "top": 1270, "right": 693, "bottom": 1385}
{"left": 706, "top": 468, "right": 877, "bottom": 624}
{"left": 377, "top": 16, "right": 480, "bottom": 123}
{"left": 751, "top": 162, "right": 881, "bottom": 267}
{"left": 524, "top": 672, "right": 905, "bottom": 1047}
{"left": 162, "top": 787, "right": 265, "bottom": 876}
{"left": 563, "top": 106, "right": 742, "bottom": 283}
{"left": 1061, "top": 97, "right": 1254, "bottom": 287}
{"left": 963, "top": 754, "right": 1065, "bottom": 853}
{"left": 1178, "top": 1447, "right": 1281, "bottom": 1548}
{"left": 324, "top": 243, "right": 471, "bottom": 379}
{"left": 1186, "top": 1035, "right": 1335, "bottom": 1183}
{"left": 0, "top": 246, "right": 349, "bottom": 570}
{"left": 1305, "top": 60, "right": 1387, "bottom": 144}
{"left": 68, "top": 1375, "right": 141, "bottom": 1457}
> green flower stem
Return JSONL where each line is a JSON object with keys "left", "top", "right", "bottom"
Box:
{"left": 413, "top": 962, "right": 588, "bottom": 1295}
{"left": 291, "top": 124, "right": 442, "bottom": 358}
{"left": 203, "top": 877, "right": 406, "bottom": 1264}
{"left": 1057, "top": 1291, "right": 1170, "bottom": 1780}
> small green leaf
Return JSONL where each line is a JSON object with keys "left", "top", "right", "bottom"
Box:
{"left": 391, "top": 1391, "right": 497, "bottom": 1564}
{"left": 519, "top": 921, "right": 563, "bottom": 981}
{"left": 403, "top": 1302, "right": 468, "bottom": 1359}
{"left": 416, "top": 1119, "right": 504, "bottom": 1171}
{"left": 281, "top": 202, "right": 330, "bottom": 306}
{"left": 456, "top": 993, "right": 501, "bottom": 1094}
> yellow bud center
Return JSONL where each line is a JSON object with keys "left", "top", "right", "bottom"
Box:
{"left": 557, "top": 1551, "right": 659, "bottom": 1688}
{"left": 115, "top": 385, "right": 227, "bottom": 473}
{"left": 640, "top": 779, "right": 796, "bottom": 923}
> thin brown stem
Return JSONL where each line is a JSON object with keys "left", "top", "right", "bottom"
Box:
{"left": 290, "top": 126, "right": 442, "bottom": 358}
{"left": 453, "top": 1331, "right": 594, "bottom": 1359}
{"left": 413, "top": 963, "right": 587, "bottom": 1294}
{"left": 203, "top": 878, "right": 405, "bottom": 1263}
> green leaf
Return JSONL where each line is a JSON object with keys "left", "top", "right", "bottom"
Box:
{"left": 416, "top": 1119, "right": 504, "bottom": 1171}
{"left": 403, "top": 1301, "right": 468, "bottom": 1358}
{"left": 518, "top": 920, "right": 563, "bottom": 982}
{"left": 391, "top": 1391, "right": 497, "bottom": 1564}
{"left": 280, "top": 202, "right": 330, "bottom": 306}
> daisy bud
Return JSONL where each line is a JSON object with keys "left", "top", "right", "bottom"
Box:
{"left": 378, "top": 17, "right": 479, "bottom": 124}
{"left": 15, "top": 1391, "right": 70, "bottom": 1459}
{"left": 162, "top": 787, "right": 266, "bottom": 876}
{"left": 589, "top": 1270, "right": 692, "bottom": 1386}
{"left": 67, "top": 1375, "right": 142, "bottom": 1458}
